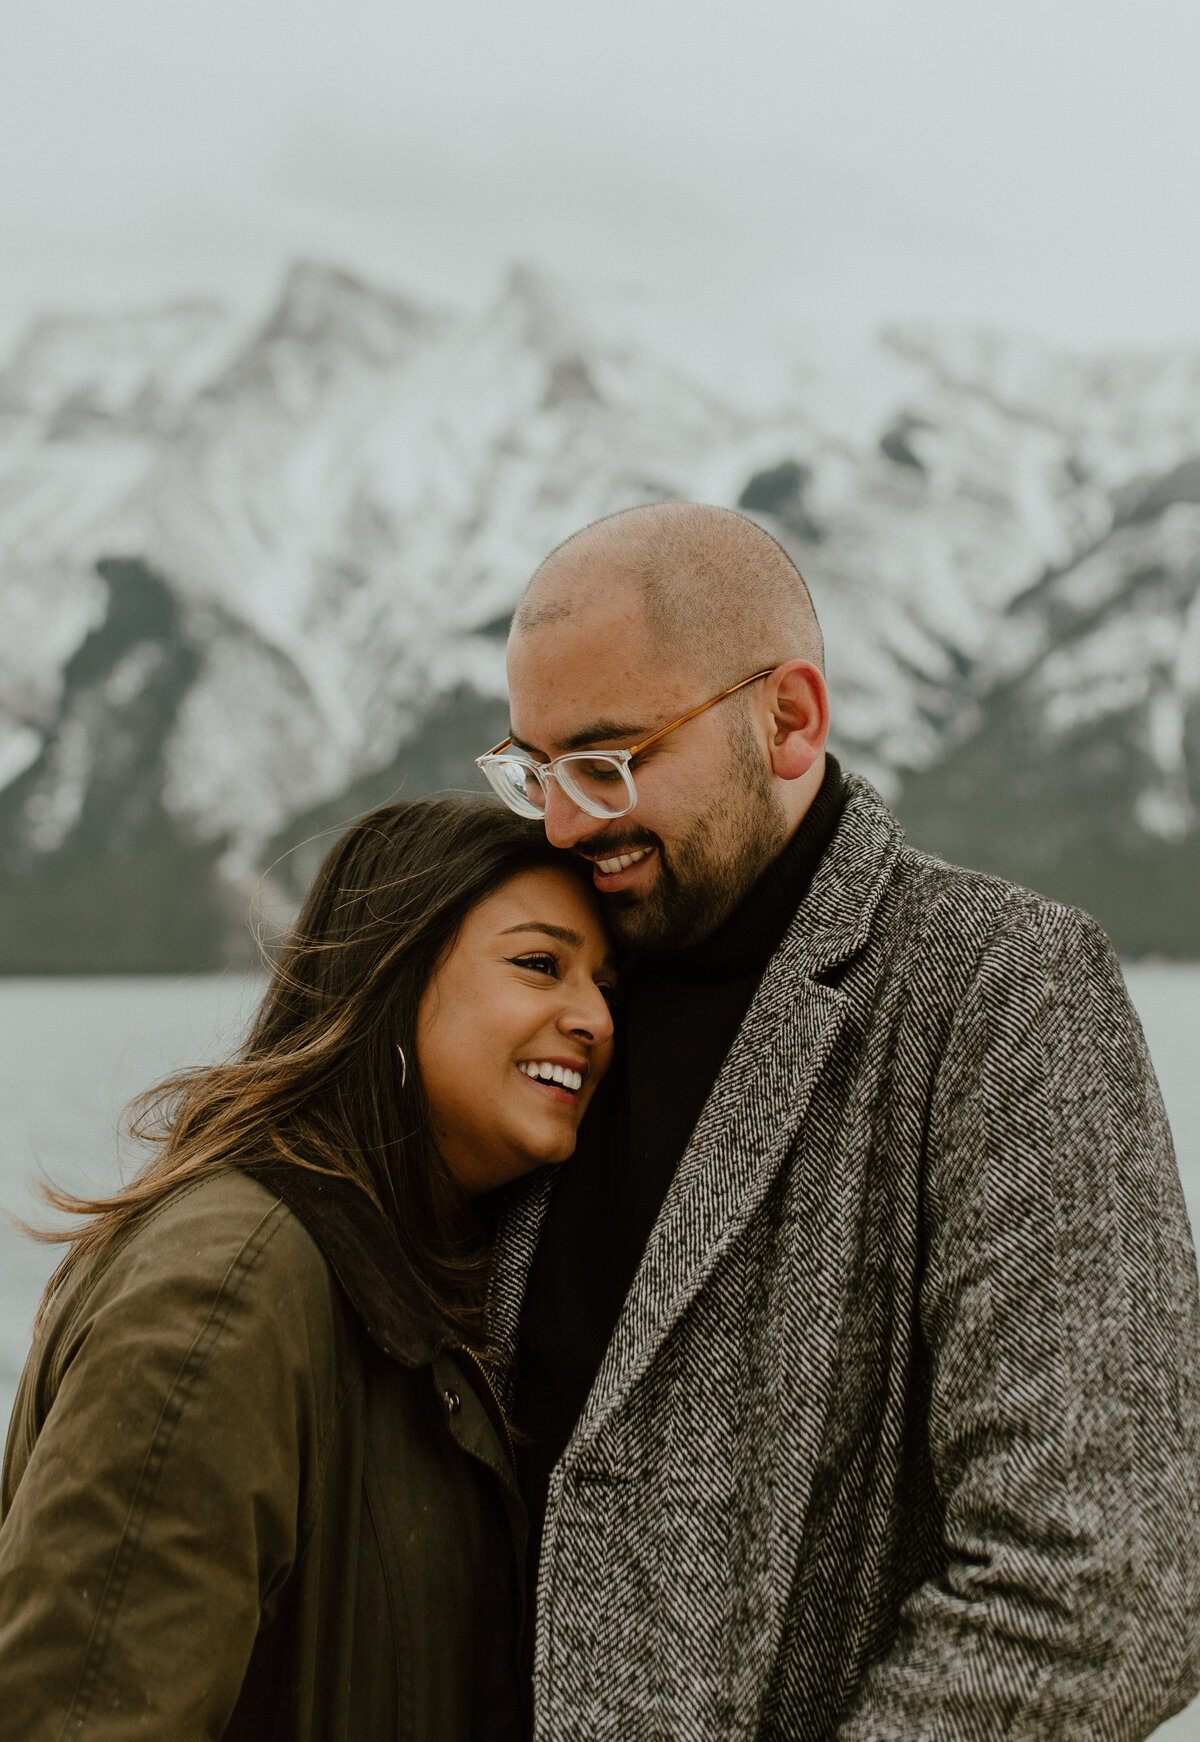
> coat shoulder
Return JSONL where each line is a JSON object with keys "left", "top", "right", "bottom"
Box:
{"left": 72, "top": 1168, "right": 333, "bottom": 1311}
{"left": 822, "top": 776, "right": 1114, "bottom": 993}
{"left": 884, "top": 840, "right": 1117, "bottom": 977}
{"left": 33, "top": 1169, "right": 351, "bottom": 1420}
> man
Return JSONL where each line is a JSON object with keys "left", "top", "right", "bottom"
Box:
{"left": 477, "top": 502, "right": 1200, "bottom": 1740}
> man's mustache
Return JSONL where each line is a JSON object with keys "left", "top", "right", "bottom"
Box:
{"left": 571, "top": 830, "right": 661, "bottom": 862}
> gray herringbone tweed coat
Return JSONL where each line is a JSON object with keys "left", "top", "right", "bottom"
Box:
{"left": 488, "top": 775, "right": 1200, "bottom": 1741}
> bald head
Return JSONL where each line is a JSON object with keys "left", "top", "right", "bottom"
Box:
{"left": 512, "top": 502, "right": 823, "bottom": 686}
{"left": 503, "top": 502, "right": 831, "bottom": 947}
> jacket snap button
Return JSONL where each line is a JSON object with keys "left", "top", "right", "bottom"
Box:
{"left": 443, "top": 1389, "right": 461, "bottom": 1414}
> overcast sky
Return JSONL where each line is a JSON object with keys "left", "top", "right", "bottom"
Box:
{"left": 2, "top": 0, "right": 1199, "bottom": 365}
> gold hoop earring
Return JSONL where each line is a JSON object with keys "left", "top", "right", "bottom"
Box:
{"left": 396, "top": 1043, "right": 408, "bottom": 1089}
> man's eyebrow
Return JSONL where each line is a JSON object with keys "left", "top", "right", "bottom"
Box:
{"left": 509, "top": 721, "right": 649, "bottom": 756}
{"left": 500, "top": 921, "right": 619, "bottom": 973}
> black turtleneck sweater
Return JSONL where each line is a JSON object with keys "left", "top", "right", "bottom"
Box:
{"left": 511, "top": 756, "right": 847, "bottom": 1587}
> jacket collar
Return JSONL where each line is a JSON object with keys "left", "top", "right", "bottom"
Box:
{"left": 488, "top": 774, "right": 904, "bottom": 1421}
{"left": 774, "top": 770, "right": 905, "bottom": 980}
{"left": 246, "top": 1160, "right": 452, "bottom": 1369}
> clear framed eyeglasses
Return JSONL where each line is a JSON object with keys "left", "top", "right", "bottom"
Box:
{"left": 475, "top": 667, "right": 775, "bottom": 821}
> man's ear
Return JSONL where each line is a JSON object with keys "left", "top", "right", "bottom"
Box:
{"left": 764, "top": 661, "right": 829, "bottom": 781}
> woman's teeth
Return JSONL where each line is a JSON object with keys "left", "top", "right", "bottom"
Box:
{"left": 596, "top": 847, "right": 650, "bottom": 876}
{"left": 518, "top": 1061, "right": 584, "bottom": 1091}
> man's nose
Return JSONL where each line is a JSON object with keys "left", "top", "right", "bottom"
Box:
{"left": 540, "top": 779, "right": 597, "bottom": 850}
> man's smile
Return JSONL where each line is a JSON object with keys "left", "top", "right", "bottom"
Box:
{"left": 580, "top": 844, "right": 657, "bottom": 891}
{"left": 593, "top": 846, "right": 650, "bottom": 876}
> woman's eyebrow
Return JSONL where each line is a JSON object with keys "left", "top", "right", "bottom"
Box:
{"left": 500, "top": 922, "right": 619, "bottom": 973}
{"left": 500, "top": 922, "right": 584, "bottom": 947}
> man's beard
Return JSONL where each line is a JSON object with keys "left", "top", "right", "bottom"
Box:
{"left": 594, "top": 723, "right": 790, "bottom": 952}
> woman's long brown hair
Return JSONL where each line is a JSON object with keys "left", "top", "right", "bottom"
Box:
{"left": 30, "top": 797, "right": 585, "bottom": 1338}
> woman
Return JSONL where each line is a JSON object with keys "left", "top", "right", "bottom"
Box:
{"left": 0, "top": 798, "right": 615, "bottom": 1741}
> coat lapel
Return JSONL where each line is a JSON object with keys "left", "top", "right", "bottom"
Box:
{"left": 486, "top": 1166, "right": 556, "bottom": 1408}
{"left": 564, "top": 775, "right": 904, "bottom": 1460}
{"left": 564, "top": 976, "right": 847, "bottom": 1459}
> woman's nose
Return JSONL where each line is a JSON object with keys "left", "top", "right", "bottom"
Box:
{"left": 559, "top": 982, "right": 615, "bottom": 1048}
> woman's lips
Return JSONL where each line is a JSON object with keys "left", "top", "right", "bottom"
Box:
{"left": 516, "top": 1058, "right": 586, "bottom": 1107}
{"left": 520, "top": 1075, "right": 579, "bottom": 1107}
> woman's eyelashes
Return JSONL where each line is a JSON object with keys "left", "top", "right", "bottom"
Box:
{"left": 505, "top": 954, "right": 616, "bottom": 1017}
{"left": 507, "top": 953, "right": 618, "bottom": 1009}
{"left": 506, "top": 951, "right": 561, "bottom": 978}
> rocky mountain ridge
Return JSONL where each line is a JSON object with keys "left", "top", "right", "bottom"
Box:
{"left": 1, "top": 261, "right": 1197, "bottom": 968}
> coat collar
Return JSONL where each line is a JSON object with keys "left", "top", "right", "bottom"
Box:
{"left": 487, "top": 774, "right": 904, "bottom": 1426}
{"left": 773, "top": 770, "right": 905, "bottom": 980}
{"left": 245, "top": 1160, "right": 452, "bottom": 1369}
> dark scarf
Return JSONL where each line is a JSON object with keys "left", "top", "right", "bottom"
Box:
{"left": 511, "top": 757, "right": 847, "bottom": 1576}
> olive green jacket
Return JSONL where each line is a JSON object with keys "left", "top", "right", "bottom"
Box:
{"left": 0, "top": 1167, "right": 528, "bottom": 1741}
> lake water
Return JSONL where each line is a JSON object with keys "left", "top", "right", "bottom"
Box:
{"left": 1, "top": 968, "right": 1198, "bottom": 1735}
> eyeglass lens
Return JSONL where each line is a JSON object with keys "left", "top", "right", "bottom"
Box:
{"left": 486, "top": 754, "right": 635, "bottom": 819}
{"left": 556, "top": 756, "right": 635, "bottom": 816}
{"left": 488, "top": 758, "right": 548, "bottom": 817}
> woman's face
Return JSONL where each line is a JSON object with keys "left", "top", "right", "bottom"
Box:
{"left": 416, "top": 866, "right": 617, "bottom": 1195}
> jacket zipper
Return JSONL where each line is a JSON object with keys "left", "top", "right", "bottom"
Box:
{"left": 459, "top": 1346, "right": 518, "bottom": 1475}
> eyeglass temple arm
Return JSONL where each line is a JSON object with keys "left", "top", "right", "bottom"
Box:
{"left": 480, "top": 667, "right": 776, "bottom": 764}
{"left": 625, "top": 667, "right": 776, "bottom": 758}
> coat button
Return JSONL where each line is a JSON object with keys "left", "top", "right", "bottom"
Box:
{"left": 443, "top": 1389, "right": 461, "bottom": 1414}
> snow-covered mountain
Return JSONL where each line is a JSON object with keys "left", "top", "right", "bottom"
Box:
{"left": 1, "top": 261, "right": 1197, "bottom": 969}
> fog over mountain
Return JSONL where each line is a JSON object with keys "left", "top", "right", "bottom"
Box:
{"left": 1, "top": 261, "right": 1197, "bottom": 970}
